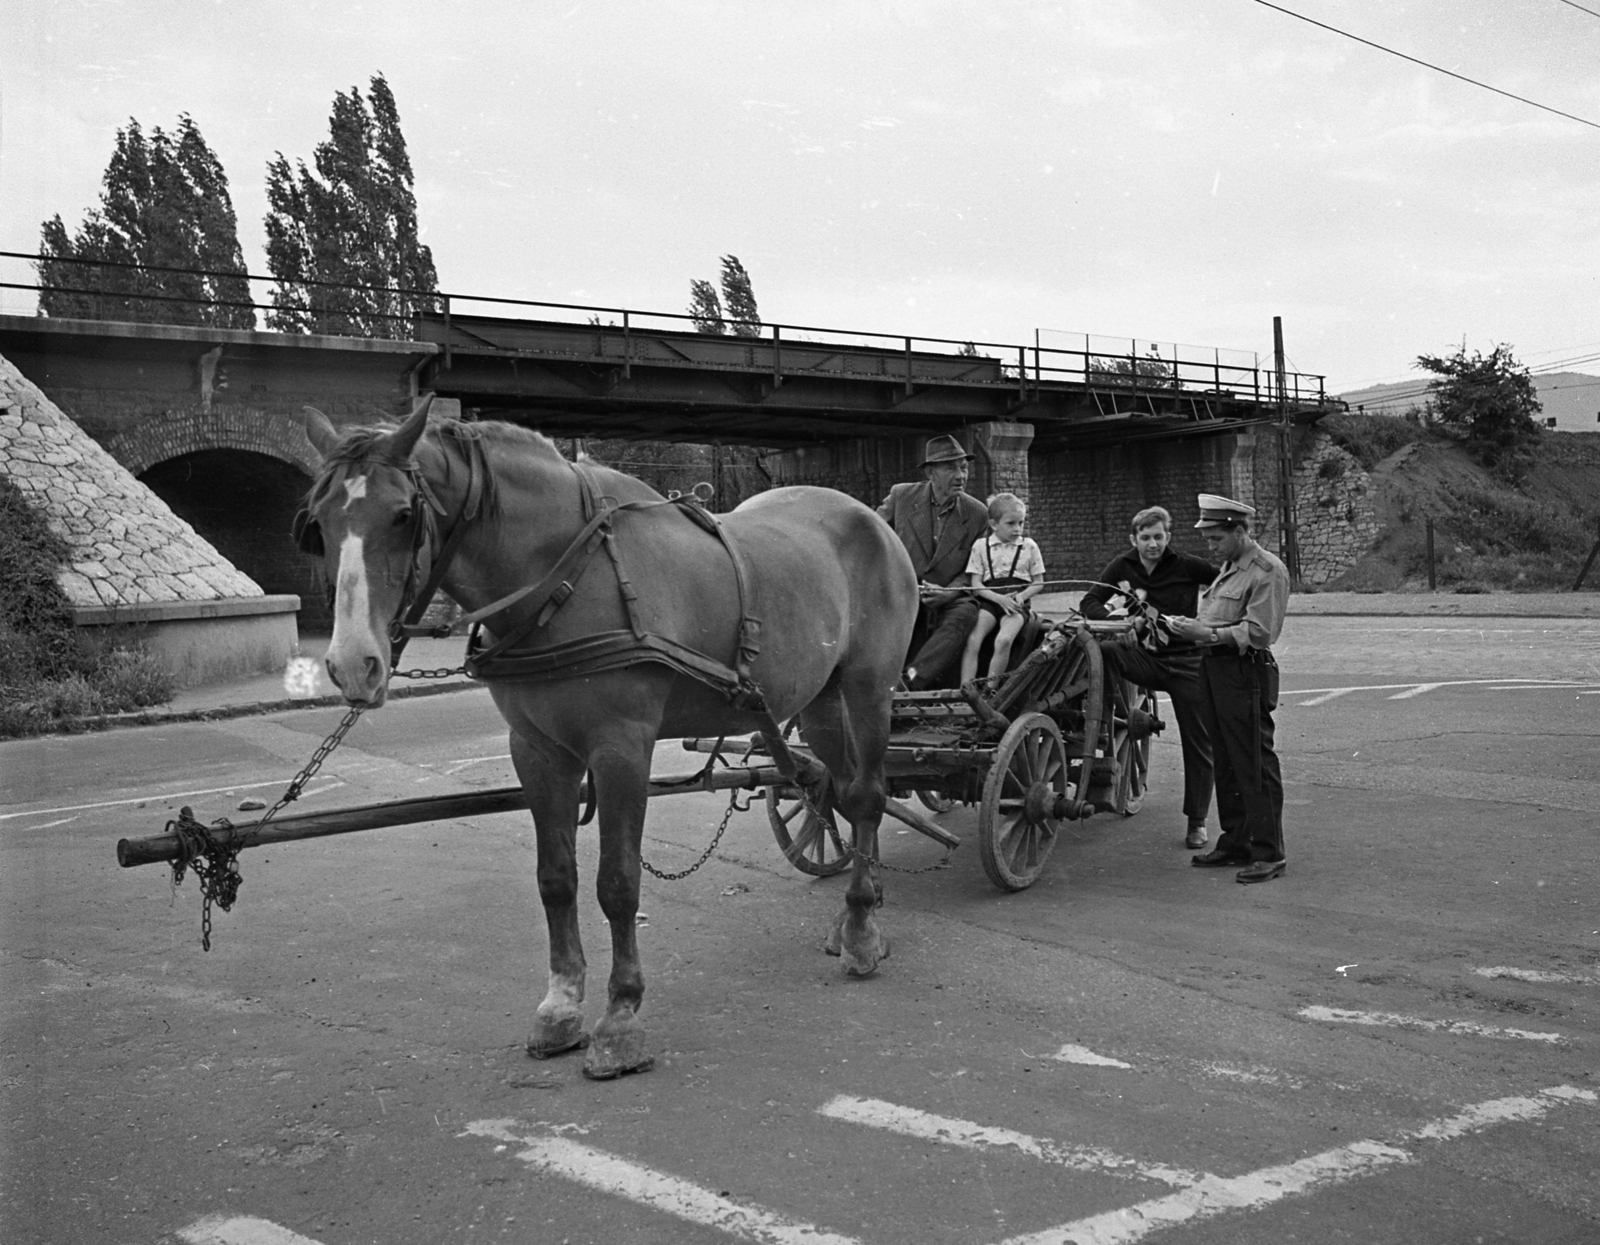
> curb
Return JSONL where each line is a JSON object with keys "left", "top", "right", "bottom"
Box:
{"left": 39, "top": 676, "right": 485, "bottom": 737}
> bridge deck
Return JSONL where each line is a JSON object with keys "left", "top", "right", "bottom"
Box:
{"left": 416, "top": 311, "right": 1332, "bottom": 447}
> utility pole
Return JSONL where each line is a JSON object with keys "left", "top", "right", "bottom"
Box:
{"left": 1273, "top": 316, "right": 1301, "bottom": 585}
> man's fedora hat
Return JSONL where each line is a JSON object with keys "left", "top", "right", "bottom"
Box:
{"left": 921, "top": 434, "right": 974, "bottom": 466}
{"left": 1194, "top": 493, "right": 1256, "bottom": 528}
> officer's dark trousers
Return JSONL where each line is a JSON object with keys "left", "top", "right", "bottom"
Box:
{"left": 906, "top": 599, "right": 982, "bottom": 690}
{"left": 1099, "top": 641, "right": 1214, "bottom": 825}
{"left": 1198, "top": 650, "right": 1285, "bottom": 863}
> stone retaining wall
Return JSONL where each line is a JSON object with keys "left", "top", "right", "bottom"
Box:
{"left": 0, "top": 354, "right": 262, "bottom": 607}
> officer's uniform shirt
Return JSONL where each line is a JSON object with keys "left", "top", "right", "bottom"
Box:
{"left": 1194, "top": 542, "right": 1290, "bottom": 652}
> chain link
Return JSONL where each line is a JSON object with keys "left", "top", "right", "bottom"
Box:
{"left": 640, "top": 786, "right": 749, "bottom": 881}
{"left": 391, "top": 665, "right": 470, "bottom": 681}
{"left": 170, "top": 705, "right": 364, "bottom": 950}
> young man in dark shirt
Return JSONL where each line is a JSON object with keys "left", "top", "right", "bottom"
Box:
{"left": 1081, "top": 506, "right": 1219, "bottom": 848}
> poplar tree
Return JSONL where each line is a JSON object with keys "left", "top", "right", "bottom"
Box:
{"left": 719, "top": 255, "right": 761, "bottom": 338}
{"left": 37, "top": 116, "right": 253, "bottom": 328}
{"left": 264, "top": 73, "right": 438, "bottom": 337}
{"left": 688, "top": 255, "right": 761, "bottom": 337}
{"left": 688, "top": 279, "right": 725, "bottom": 334}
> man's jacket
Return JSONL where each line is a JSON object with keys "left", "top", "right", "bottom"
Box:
{"left": 877, "top": 481, "right": 990, "bottom": 588}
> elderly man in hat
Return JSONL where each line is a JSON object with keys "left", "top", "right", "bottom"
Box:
{"left": 877, "top": 434, "right": 991, "bottom": 690}
{"left": 1163, "top": 495, "right": 1292, "bottom": 883}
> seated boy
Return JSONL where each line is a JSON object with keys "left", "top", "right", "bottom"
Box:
{"left": 959, "top": 492, "right": 1045, "bottom": 686}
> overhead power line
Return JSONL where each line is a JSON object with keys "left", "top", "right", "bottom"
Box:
{"left": 1556, "top": 0, "right": 1600, "bottom": 21}
{"left": 1252, "top": 0, "right": 1600, "bottom": 131}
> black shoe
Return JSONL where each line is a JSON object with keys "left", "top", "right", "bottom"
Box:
{"left": 1191, "top": 847, "right": 1250, "bottom": 868}
{"left": 1184, "top": 824, "right": 1208, "bottom": 849}
{"left": 1235, "top": 859, "right": 1287, "bottom": 884}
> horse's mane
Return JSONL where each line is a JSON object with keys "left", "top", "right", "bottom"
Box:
{"left": 306, "top": 416, "right": 565, "bottom": 518}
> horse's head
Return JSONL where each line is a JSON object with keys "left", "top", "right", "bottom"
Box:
{"left": 299, "top": 396, "right": 438, "bottom": 707}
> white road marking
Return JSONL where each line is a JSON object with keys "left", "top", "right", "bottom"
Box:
{"left": 995, "top": 1086, "right": 1595, "bottom": 1245}
{"left": 1193, "top": 1062, "right": 1304, "bottom": 1089}
{"left": 1299, "top": 1005, "right": 1564, "bottom": 1043}
{"left": 1475, "top": 965, "right": 1599, "bottom": 985}
{"left": 1294, "top": 688, "right": 1354, "bottom": 707}
{"left": 445, "top": 753, "right": 512, "bottom": 774}
{"left": 1052, "top": 1043, "right": 1134, "bottom": 1069}
{"left": 179, "top": 1216, "right": 325, "bottom": 1245}
{"left": 1283, "top": 677, "right": 1573, "bottom": 701}
{"left": 0, "top": 776, "right": 344, "bottom": 823}
{"left": 1387, "top": 683, "right": 1442, "bottom": 699}
{"left": 464, "top": 1119, "right": 865, "bottom": 1245}
{"left": 818, "top": 1096, "right": 1204, "bottom": 1187}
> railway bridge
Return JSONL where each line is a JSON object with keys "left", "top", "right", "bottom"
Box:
{"left": 0, "top": 291, "right": 1335, "bottom": 631}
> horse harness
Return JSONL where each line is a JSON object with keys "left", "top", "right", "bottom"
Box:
{"left": 296, "top": 446, "right": 799, "bottom": 775}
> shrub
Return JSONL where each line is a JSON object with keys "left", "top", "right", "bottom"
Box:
{"left": 0, "top": 476, "right": 173, "bottom": 736}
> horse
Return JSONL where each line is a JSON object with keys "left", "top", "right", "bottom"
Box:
{"left": 297, "top": 396, "right": 919, "bottom": 1078}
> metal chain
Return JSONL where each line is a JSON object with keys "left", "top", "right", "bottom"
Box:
{"left": 170, "top": 705, "right": 365, "bottom": 950}
{"left": 391, "top": 665, "right": 469, "bottom": 680}
{"left": 641, "top": 786, "right": 749, "bottom": 881}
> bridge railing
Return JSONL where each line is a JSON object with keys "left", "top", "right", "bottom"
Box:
{"left": 0, "top": 250, "right": 1328, "bottom": 408}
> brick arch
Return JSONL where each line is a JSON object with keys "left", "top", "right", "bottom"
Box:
{"left": 108, "top": 408, "right": 321, "bottom": 478}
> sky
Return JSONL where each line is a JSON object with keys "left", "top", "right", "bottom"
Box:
{"left": 3, "top": 0, "right": 1598, "bottom": 394}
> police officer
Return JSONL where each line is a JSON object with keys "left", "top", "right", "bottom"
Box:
{"left": 1163, "top": 495, "right": 1291, "bottom": 883}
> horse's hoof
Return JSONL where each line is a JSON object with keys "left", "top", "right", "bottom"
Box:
{"left": 527, "top": 1012, "right": 589, "bottom": 1059}
{"left": 840, "top": 934, "right": 890, "bottom": 978}
{"left": 823, "top": 911, "right": 848, "bottom": 956}
{"left": 583, "top": 1027, "right": 655, "bottom": 1080}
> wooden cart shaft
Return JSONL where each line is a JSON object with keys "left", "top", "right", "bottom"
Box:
{"left": 116, "top": 763, "right": 789, "bottom": 869}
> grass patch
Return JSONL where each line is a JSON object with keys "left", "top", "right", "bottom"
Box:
{"left": 1318, "top": 411, "right": 1430, "bottom": 471}
{"left": 0, "top": 476, "right": 173, "bottom": 737}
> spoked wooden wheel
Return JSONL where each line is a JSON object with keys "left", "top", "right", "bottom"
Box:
{"left": 1109, "top": 679, "right": 1155, "bottom": 816}
{"left": 766, "top": 776, "right": 851, "bottom": 877}
{"left": 978, "top": 712, "right": 1070, "bottom": 891}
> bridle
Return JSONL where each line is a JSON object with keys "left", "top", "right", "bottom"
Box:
{"left": 293, "top": 441, "right": 486, "bottom": 668}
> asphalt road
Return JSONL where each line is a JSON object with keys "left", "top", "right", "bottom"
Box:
{"left": 3, "top": 616, "right": 1598, "bottom": 1245}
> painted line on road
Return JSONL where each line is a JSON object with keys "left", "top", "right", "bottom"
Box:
{"left": 0, "top": 776, "right": 345, "bottom": 824}
{"left": 1193, "top": 1062, "right": 1306, "bottom": 1089}
{"left": 1295, "top": 688, "right": 1356, "bottom": 707}
{"left": 1387, "top": 683, "right": 1443, "bottom": 700}
{"left": 1474, "top": 965, "right": 1600, "bottom": 985}
{"left": 995, "top": 1086, "right": 1595, "bottom": 1245}
{"left": 464, "top": 1119, "right": 865, "bottom": 1245}
{"left": 179, "top": 1216, "right": 325, "bottom": 1245}
{"left": 1298, "top": 1005, "right": 1565, "bottom": 1043}
{"left": 818, "top": 1095, "right": 1204, "bottom": 1188}
{"left": 444, "top": 752, "right": 512, "bottom": 774}
{"left": 1282, "top": 677, "right": 1574, "bottom": 701}
{"left": 1052, "top": 1043, "right": 1135, "bottom": 1069}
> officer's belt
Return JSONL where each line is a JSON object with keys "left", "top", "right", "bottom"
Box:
{"left": 1203, "top": 644, "right": 1274, "bottom": 662}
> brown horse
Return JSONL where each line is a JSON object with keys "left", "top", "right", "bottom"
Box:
{"left": 299, "top": 398, "right": 917, "bottom": 1077}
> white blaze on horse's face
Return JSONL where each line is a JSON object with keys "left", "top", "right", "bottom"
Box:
{"left": 321, "top": 466, "right": 415, "bottom": 707}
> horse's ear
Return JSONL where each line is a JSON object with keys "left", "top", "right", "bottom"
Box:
{"left": 302, "top": 406, "right": 341, "bottom": 460}
{"left": 387, "top": 394, "right": 435, "bottom": 460}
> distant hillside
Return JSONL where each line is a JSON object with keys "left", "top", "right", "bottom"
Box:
{"left": 1338, "top": 372, "right": 1600, "bottom": 432}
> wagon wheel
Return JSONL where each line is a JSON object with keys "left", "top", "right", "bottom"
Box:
{"left": 766, "top": 775, "right": 851, "bottom": 877}
{"left": 978, "top": 712, "right": 1072, "bottom": 891}
{"left": 1109, "top": 679, "right": 1155, "bottom": 817}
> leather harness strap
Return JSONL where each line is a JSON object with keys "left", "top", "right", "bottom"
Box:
{"left": 389, "top": 454, "right": 796, "bottom": 771}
